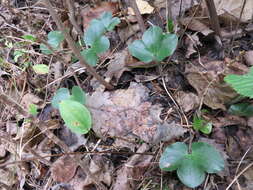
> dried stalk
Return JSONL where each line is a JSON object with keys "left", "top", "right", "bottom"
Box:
{"left": 130, "top": 0, "right": 145, "bottom": 34}
{"left": 205, "top": 0, "right": 221, "bottom": 38}
{"left": 43, "top": 0, "right": 113, "bottom": 90}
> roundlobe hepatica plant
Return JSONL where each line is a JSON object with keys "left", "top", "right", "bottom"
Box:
{"left": 128, "top": 25, "right": 178, "bottom": 63}
{"left": 51, "top": 86, "right": 91, "bottom": 134}
{"left": 159, "top": 142, "right": 225, "bottom": 188}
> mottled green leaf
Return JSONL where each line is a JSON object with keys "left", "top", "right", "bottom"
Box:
{"left": 59, "top": 100, "right": 92, "bottom": 134}
{"left": 32, "top": 64, "right": 49, "bottom": 74}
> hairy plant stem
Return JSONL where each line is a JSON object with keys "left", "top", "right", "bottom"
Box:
{"left": 43, "top": 0, "right": 114, "bottom": 90}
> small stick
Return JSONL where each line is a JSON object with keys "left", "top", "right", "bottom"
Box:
{"left": 130, "top": 0, "right": 146, "bottom": 34}
{"left": 65, "top": 0, "right": 83, "bottom": 36}
{"left": 205, "top": 0, "right": 221, "bottom": 38}
{"left": 43, "top": 0, "right": 114, "bottom": 90}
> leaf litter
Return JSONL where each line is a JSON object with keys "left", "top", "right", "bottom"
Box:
{"left": 86, "top": 82, "right": 187, "bottom": 149}
{"left": 1, "top": 0, "right": 253, "bottom": 189}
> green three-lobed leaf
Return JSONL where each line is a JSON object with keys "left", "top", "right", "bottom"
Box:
{"left": 83, "top": 12, "right": 120, "bottom": 66}
{"left": 128, "top": 25, "right": 178, "bottom": 63}
{"left": 40, "top": 31, "right": 64, "bottom": 54}
{"left": 159, "top": 142, "right": 224, "bottom": 188}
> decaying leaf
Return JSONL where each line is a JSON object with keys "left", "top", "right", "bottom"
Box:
{"left": 20, "top": 93, "right": 43, "bottom": 110}
{"left": 153, "top": 0, "right": 199, "bottom": 19}
{"left": 204, "top": 0, "right": 253, "bottom": 22}
{"left": 128, "top": 0, "right": 154, "bottom": 15}
{"left": 68, "top": 155, "right": 114, "bottom": 190}
{"left": 58, "top": 125, "right": 87, "bottom": 151}
{"left": 51, "top": 155, "right": 78, "bottom": 183}
{"left": 180, "top": 17, "right": 213, "bottom": 36}
{"left": 244, "top": 51, "right": 253, "bottom": 66}
{"left": 87, "top": 82, "right": 186, "bottom": 149}
{"left": 105, "top": 49, "right": 131, "bottom": 84}
{"left": 184, "top": 33, "right": 202, "bottom": 58}
{"left": 113, "top": 143, "right": 153, "bottom": 190}
{"left": 175, "top": 91, "right": 199, "bottom": 112}
{"left": 185, "top": 59, "right": 248, "bottom": 110}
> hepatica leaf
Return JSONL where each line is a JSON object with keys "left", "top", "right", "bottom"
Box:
{"left": 51, "top": 88, "right": 70, "bottom": 109}
{"left": 159, "top": 142, "right": 188, "bottom": 171}
{"left": 98, "top": 12, "right": 121, "bottom": 31}
{"left": 159, "top": 142, "right": 224, "bottom": 188}
{"left": 225, "top": 67, "right": 253, "bottom": 98}
{"left": 82, "top": 12, "right": 120, "bottom": 66}
{"left": 128, "top": 25, "right": 178, "bottom": 63}
{"left": 81, "top": 49, "right": 98, "bottom": 66}
{"left": 59, "top": 100, "right": 92, "bottom": 134}
{"left": 84, "top": 19, "right": 106, "bottom": 46}
{"left": 228, "top": 102, "right": 253, "bottom": 117}
{"left": 177, "top": 155, "right": 206, "bottom": 188}
{"left": 40, "top": 31, "right": 64, "bottom": 54}
{"left": 47, "top": 31, "right": 64, "bottom": 49}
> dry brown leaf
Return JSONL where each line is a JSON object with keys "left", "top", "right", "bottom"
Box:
{"left": 58, "top": 125, "right": 87, "bottom": 151}
{"left": 180, "top": 17, "right": 213, "bottom": 36}
{"left": 153, "top": 0, "right": 199, "bottom": 19}
{"left": 244, "top": 51, "right": 253, "bottom": 66}
{"left": 81, "top": 2, "right": 119, "bottom": 29}
{"left": 68, "top": 155, "right": 114, "bottom": 190}
{"left": 51, "top": 155, "right": 78, "bottom": 183}
{"left": 175, "top": 91, "right": 199, "bottom": 112}
{"left": 105, "top": 50, "right": 131, "bottom": 85}
{"left": 208, "top": 0, "right": 253, "bottom": 22}
{"left": 128, "top": 0, "right": 154, "bottom": 15}
{"left": 211, "top": 114, "right": 247, "bottom": 128}
{"left": 185, "top": 59, "right": 248, "bottom": 110}
{"left": 113, "top": 143, "right": 153, "bottom": 190}
{"left": 87, "top": 83, "right": 186, "bottom": 149}
{"left": 20, "top": 93, "right": 43, "bottom": 110}
{"left": 184, "top": 33, "right": 202, "bottom": 58}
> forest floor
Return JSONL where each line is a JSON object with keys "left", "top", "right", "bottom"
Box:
{"left": 1, "top": 0, "right": 253, "bottom": 190}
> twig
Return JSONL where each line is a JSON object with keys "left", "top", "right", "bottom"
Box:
{"left": 43, "top": 0, "right": 113, "bottom": 90}
{"left": 226, "top": 161, "right": 253, "bottom": 190}
{"left": 130, "top": 0, "right": 145, "bottom": 34}
{"left": 205, "top": 0, "right": 221, "bottom": 38}
{"left": 228, "top": 0, "right": 247, "bottom": 55}
{"left": 0, "top": 93, "right": 28, "bottom": 117}
{"left": 65, "top": 0, "right": 83, "bottom": 36}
